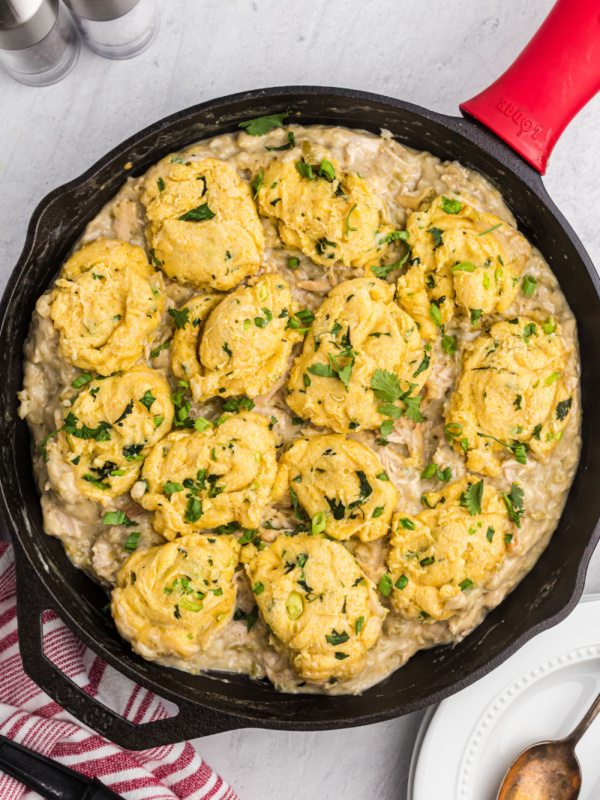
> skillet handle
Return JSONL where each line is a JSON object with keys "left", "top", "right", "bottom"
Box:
{"left": 14, "top": 551, "right": 247, "bottom": 750}
{"left": 460, "top": 0, "right": 600, "bottom": 174}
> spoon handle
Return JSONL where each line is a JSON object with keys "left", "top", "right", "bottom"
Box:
{"left": 564, "top": 689, "right": 600, "bottom": 747}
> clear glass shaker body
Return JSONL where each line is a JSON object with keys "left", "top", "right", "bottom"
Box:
{"left": 0, "top": 1, "right": 80, "bottom": 87}
{"left": 68, "top": 0, "right": 158, "bottom": 60}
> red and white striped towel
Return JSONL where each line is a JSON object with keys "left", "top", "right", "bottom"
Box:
{"left": 0, "top": 542, "right": 240, "bottom": 800}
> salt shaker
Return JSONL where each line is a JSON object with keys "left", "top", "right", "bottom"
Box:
{"left": 63, "top": 0, "right": 158, "bottom": 60}
{"left": 0, "top": 0, "right": 80, "bottom": 86}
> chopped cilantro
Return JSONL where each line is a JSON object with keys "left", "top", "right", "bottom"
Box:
{"left": 168, "top": 307, "right": 190, "bottom": 329}
{"left": 462, "top": 480, "right": 484, "bottom": 516}
{"left": 238, "top": 111, "right": 289, "bottom": 136}
{"left": 178, "top": 203, "right": 215, "bottom": 222}
{"left": 441, "top": 196, "right": 462, "bottom": 214}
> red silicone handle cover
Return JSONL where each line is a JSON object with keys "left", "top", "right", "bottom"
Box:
{"left": 460, "top": 0, "right": 600, "bottom": 174}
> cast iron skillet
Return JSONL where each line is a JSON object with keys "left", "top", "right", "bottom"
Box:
{"left": 1, "top": 0, "right": 600, "bottom": 750}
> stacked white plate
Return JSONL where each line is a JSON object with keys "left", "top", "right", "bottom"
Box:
{"left": 409, "top": 595, "right": 600, "bottom": 800}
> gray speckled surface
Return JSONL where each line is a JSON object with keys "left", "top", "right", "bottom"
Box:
{"left": 1, "top": 1, "right": 599, "bottom": 798}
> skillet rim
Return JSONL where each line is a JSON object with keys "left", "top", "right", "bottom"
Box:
{"left": 2, "top": 85, "right": 599, "bottom": 747}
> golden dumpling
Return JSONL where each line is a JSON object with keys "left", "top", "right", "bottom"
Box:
{"left": 271, "top": 434, "right": 398, "bottom": 541}
{"left": 245, "top": 533, "right": 386, "bottom": 682}
{"left": 50, "top": 238, "right": 165, "bottom": 375}
{"left": 139, "top": 411, "right": 277, "bottom": 539}
{"left": 111, "top": 534, "right": 240, "bottom": 661}
{"left": 190, "top": 275, "right": 303, "bottom": 401}
{"left": 445, "top": 317, "right": 573, "bottom": 475}
{"left": 286, "top": 277, "right": 431, "bottom": 433}
{"left": 141, "top": 157, "right": 264, "bottom": 290}
{"left": 396, "top": 195, "right": 530, "bottom": 338}
{"left": 387, "top": 477, "right": 514, "bottom": 621}
{"left": 256, "top": 152, "right": 392, "bottom": 267}
{"left": 171, "top": 292, "right": 224, "bottom": 380}
{"left": 48, "top": 365, "right": 174, "bottom": 503}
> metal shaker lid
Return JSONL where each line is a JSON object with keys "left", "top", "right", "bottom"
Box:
{"left": 62, "top": 0, "right": 138, "bottom": 21}
{"left": 0, "top": 0, "right": 58, "bottom": 50}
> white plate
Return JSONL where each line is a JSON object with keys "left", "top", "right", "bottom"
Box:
{"left": 408, "top": 594, "right": 600, "bottom": 800}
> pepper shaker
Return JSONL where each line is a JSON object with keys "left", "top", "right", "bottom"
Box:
{"left": 0, "top": 0, "right": 80, "bottom": 86}
{"left": 63, "top": 0, "right": 158, "bottom": 60}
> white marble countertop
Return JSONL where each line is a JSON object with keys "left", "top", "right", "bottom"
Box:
{"left": 1, "top": 1, "right": 599, "bottom": 797}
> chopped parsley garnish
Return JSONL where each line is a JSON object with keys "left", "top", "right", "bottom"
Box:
{"left": 429, "top": 227, "right": 443, "bottom": 248}
{"left": 413, "top": 353, "right": 430, "bottom": 378}
{"left": 355, "top": 616, "right": 365, "bottom": 634}
{"left": 461, "top": 480, "right": 484, "bottom": 516}
{"left": 238, "top": 111, "right": 289, "bottom": 136}
{"left": 123, "top": 444, "right": 144, "bottom": 461}
{"left": 222, "top": 395, "right": 255, "bottom": 413}
{"left": 251, "top": 170, "right": 263, "bottom": 198}
{"left": 115, "top": 401, "right": 134, "bottom": 425}
{"left": 399, "top": 518, "right": 415, "bottom": 530}
{"left": 371, "top": 369, "right": 423, "bottom": 423}
{"left": 556, "top": 397, "right": 572, "bottom": 421}
{"left": 441, "top": 196, "right": 462, "bottom": 214}
{"left": 421, "top": 464, "right": 452, "bottom": 482}
{"left": 335, "top": 652, "right": 349, "bottom": 660}
{"left": 157, "top": 177, "right": 165, "bottom": 191}
{"left": 39, "top": 413, "right": 112, "bottom": 463}
{"left": 441, "top": 335, "right": 457, "bottom": 355}
{"left": 265, "top": 131, "right": 296, "bottom": 151}
{"left": 319, "top": 159, "right": 335, "bottom": 181}
{"left": 356, "top": 471, "right": 373, "bottom": 502}
{"left": 372, "top": 506, "right": 385, "bottom": 518}
{"left": 163, "top": 481, "right": 184, "bottom": 496}
{"left": 470, "top": 308, "right": 483, "bottom": 325}
{"left": 178, "top": 203, "right": 216, "bottom": 222}
{"left": 486, "top": 526, "right": 495, "bottom": 543}
{"left": 222, "top": 342, "right": 233, "bottom": 360}
{"left": 502, "top": 482, "right": 525, "bottom": 528}
{"left": 326, "top": 629, "right": 349, "bottom": 646}
{"left": 184, "top": 496, "right": 203, "bottom": 523}
{"left": 168, "top": 307, "right": 190, "bottom": 329}
{"left": 150, "top": 339, "right": 171, "bottom": 359}
{"left": 289, "top": 486, "right": 304, "bottom": 521}
{"left": 139, "top": 390, "right": 156, "bottom": 411}
{"left": 83, "top": 474, "right": 110, "bottom": 490}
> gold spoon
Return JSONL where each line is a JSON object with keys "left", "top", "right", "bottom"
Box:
{"left": 497, "top": 689, "right": 600, "bottom": 799}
